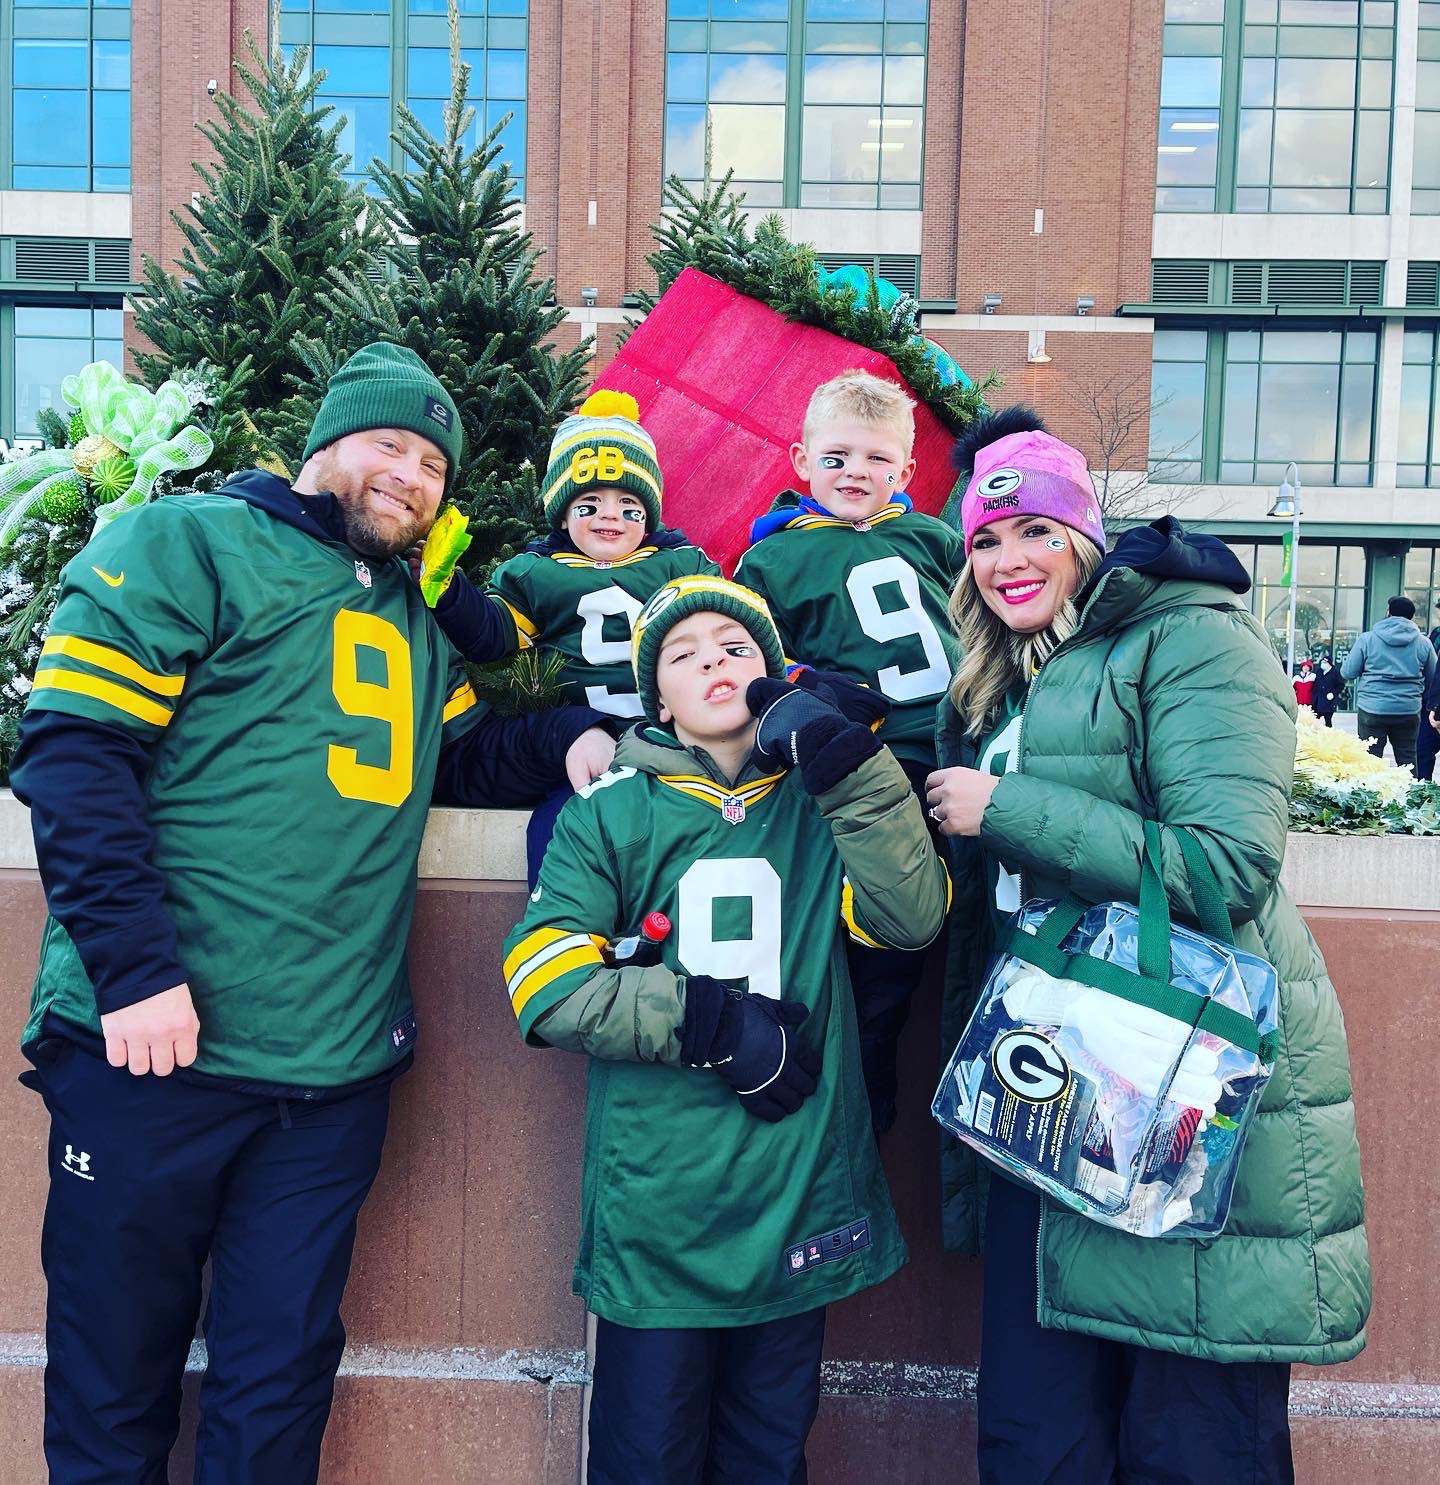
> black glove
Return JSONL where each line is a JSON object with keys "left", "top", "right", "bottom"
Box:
{"left": 681, "top": 975, "right": 821, "bottom": 1123}
{"left": 747, "top": 677, "right": 883, "bottom": 794}
{"left": 789, "top": 667, "right": 892, "bottom": 729}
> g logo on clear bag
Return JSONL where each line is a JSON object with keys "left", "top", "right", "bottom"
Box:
{"left": 991, "top": 1029, "right": 1071, "bottom": 1104}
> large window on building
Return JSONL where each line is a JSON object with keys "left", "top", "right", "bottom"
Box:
{"left": 664, "top": 0, "right": 927, "bottom": 210}
{"left": 280, "top": 0, "right": 527, "bottom": 196}
{"left": 1404, "top": 544, "right": 1440, "bottom": 627}
{"left": 1414, "top": 4, "right": 1440, "bottom": 212}
{"left": 7, "top": 1, "right": 131, "bottom": 192}
{"left": 1225, "top": 538, "right": 1368, "bottom": 663}
{"left": 5, "top": 302, "right": 123, "bottom": 439}
{"left": 1149, "top": 324, "right": 1377, "bottom": 485}
{"left": 1157, "top": 0, "right": 1394, "bottom": 214}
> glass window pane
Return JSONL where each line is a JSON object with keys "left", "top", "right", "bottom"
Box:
{"left": 1354, "top": 108, "right": 1389, "bottom": 185}
{"left": 92, "top": 90, "right": 130, "bottom": 167}
{"left": 1338, "top": 363, "right": 1375, "bottom": 462}
{"left": 1417, "top": 60, "right": 1440, "bottom": 108}
{"left": 1149, "top": 360, "right": 1207, "bottom": 469}
{"left": 710, "top": 21, "right": 787, "bottom": 52}
{"left": 1337, "top": 545, "right": 1366, "bottom": 585}
{"left": 331, "top": 96, "right": 392, "bottom": 172}
{"left": 1415, "top": 113, "right": 1440, "bottom": 190}
{"left": 1303, "top": 543, "right": 1338, "bottom": 585}
{"left": 666, "top": 103, "right": 707, "bottom": 177}
{"left": 1161, "top": 55, "right": 1222, "bottom": 106}
{"left": 1280, "top": 0, "right": 1357, "bottom": 22}
{"left": 807, "top": 0, "right": 884, "bottom": 17}
{"left": 1241, "top": 55, "right": 1275, "bottom": 105}
{"left": 710, "top": 102, "right": 785, "bottom": 180}
{"left": 14, "top": 39, "right": 88, "bottom": 88}
{"left": 804, "top": 54, "right": 882, "bottom": 102}
{"left": 1222, "top": 362, "right": 1260, "bottom": 460}
{"left": 1358, "top": 57, "right": 1391, "bottom": 108}
{"left": 878, "top": 106, "right": 922, "bottom": 181}
{"left": 1170, "top": 0, "right": 1225, "bottom": 18}
{"left": 15, "top": 335, "right": 93, "bottom": 437}
{"left": 1399, "top": 362, "right": 1433, "bottom": 464}
{"left": 487, "top": 49, "right": 527, "bottom": 98}
{"left": 1257, "top": 363, "right": 1339, "bottom": 462}
{"left": 1159, "top": 111, "right": 1220, "bottom": 183}
{"left": 12, "top": 92, "right": 88, "bottom": 165}
{"left": 1154, "top": 329, "right": 1209, "bottom": 358}
{"left": 802, "top": 105, "right": 880, "bottom": 182}
{"left": 884, "top": 54, "right": 924, "bottom": 104}
{"left": 1344, "top": 329, "right": 1378, "bottom": 362}
{"left": 1264, "top": 330, "right": 1343, "bottom": 361}
{"left": 1229, "top": 329, "right": 1262, "bottom": 361}
{"left": 1236, "top": 109, "right": 1273, "bottom": 184}
{"left": 314, "top": 46, "right": 391, "bottom": 94}
{"left": 1271, "top": 110, "right": 1353, "bottom": 185}
{"left": 14, "top": 306, "right": 93, "bottom": 335}
{"left": 1404, "top": 545, "right": 1435, "bottom": 585}
{"left": 407, "top": 47, "right": 451, "bottom": 95}
{"left": 1275, "top": 57, "right": 1355, "bottom": 108}
{"left": 93, "top": 39, "right": 130, "bottom": 90}
{"left": 667, "top": 52, "right": 708, "bottom": 101}
{"left": 717, "top": 53, "right": 788, "bottom": 102}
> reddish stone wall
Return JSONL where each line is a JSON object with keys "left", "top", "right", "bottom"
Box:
{"left": 1, "top": 869, "right": 1437, "bottom": 1480}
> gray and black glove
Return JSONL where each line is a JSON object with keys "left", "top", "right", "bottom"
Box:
{"left": 788, "top": 667, "right": 892, "bottom": 730}
{"left": 747, "top": 677, "right": 883, "bottom": 794}
{"left": 681, "top": 975, "right": 821, "bottom": 1123}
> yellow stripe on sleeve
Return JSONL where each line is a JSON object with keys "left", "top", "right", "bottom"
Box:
{"left": 495, "top": 597, "right": 538, "bottom": 648}
{"left": 442, "top": 680, "right": 479, "bottom": 723}
{"left": 41, "top": 635, "right": 184, "bottom": 697}
{"left": 31, "top": 668, "right": 175, "bottom": 728}
{"left": 510, "top": 943, "right": 606, "bottom": 1018}
{"left": 840, "top": 878, "right": 885, "bottom": 949}
{"left": 503, "top": 925, "right": 575, "bottom": 983}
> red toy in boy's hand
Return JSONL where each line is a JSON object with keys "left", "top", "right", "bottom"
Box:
{"left": 592, "top": 268, "right": 959, "bottom": 574}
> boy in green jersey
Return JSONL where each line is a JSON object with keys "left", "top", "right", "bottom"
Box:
{"left": 422, "top": 389, "right": 721, "bottom": 719}
{"left": 734, "top": 370, "right": 964, "bottom": 1134}
{"left": 502, "top": 573, "right": 949, "bottom": 1483}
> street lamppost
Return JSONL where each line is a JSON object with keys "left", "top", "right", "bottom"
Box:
{"left": 1267, "top": 462, "right": 1302, "bottom": 675}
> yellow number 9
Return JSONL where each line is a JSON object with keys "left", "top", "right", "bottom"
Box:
{"left": 328, "top": 609, "right": 414, "bottom": 807}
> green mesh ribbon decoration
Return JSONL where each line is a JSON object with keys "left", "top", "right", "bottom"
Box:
{"left": 61, "top": 361, "right": 214, "bottom": 531}
{"left": 0, "top": 361, "right": 215, "bottom": 546}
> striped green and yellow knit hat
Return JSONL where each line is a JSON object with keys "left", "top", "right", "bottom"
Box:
{"left": 541, "top": 390, "right": 663, "bottom": 530}
{"left": 631, "top": 575, "right": 786, "bottom": 725}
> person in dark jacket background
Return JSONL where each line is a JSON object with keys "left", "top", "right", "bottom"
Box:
{"left": 924, "top": 409, "right": 1368, "bottom": 1485}
{"left": 1419, "top": 599, "right": 1440, "bottom": 780}
{"left": 1341, "top": 594, "right": 1436, "bottom": 769}
{"left": 1313, "top": 652, "right": 1344, "bottom": 726}
{"left": 10, "top": 344, "right": 617, "bottom": 1484}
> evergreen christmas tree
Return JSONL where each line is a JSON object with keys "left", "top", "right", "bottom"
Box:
{"left": 131, "top": 33, "right": 386, "bottom": 469}
{"left": 272, "top": 50, "right": 590, "bottom": 576}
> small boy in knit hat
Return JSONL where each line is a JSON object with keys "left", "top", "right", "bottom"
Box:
{"left": 502, "top": 574, "right": 949, "bottom": 1483}
{"left": 735, "top": 368, "right": 965, "bottom": 1133}
{"left": 418, "top": 390, "right": 720, "bottom": 717}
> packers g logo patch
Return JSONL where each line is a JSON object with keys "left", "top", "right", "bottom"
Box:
{"left": 977, "top": 469, "right": 1024, "bottom": 510}
{"left": 991, "top": 1029, "right": 1070, "bottom": 1104}
{"left": 635, "top": 583, "right": 684, "bottom": 634}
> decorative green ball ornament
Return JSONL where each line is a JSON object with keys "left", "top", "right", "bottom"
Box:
{"left": 90, "top": 454, "right": 137, "bottom": 504}
{"left": 71, "top": 433, "right": 126, "bottom": 481}
{"left": 38, "top": 477, "right": 86, "bottom": 523}
{"left": 67, "top": 411, "right": 88, "bottom": 446}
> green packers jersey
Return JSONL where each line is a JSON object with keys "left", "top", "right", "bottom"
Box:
{"left": 735, "top": 508, "right": 964, "bottom": 766}
{"left": 976, "top": 686, "right": 1027, "bottom": 939}
{"left": 502, "top": 732, "right": 908, "bottom": 1327}
{"left": 488, "top": 543, "right": 720, "bottom": 718}
{"left": 23, "top": 492, "right": 486, "bottom": 1087}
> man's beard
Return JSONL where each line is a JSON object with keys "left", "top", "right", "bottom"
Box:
{"left": 315, "top": 456, "right": 431, "bottom": 557}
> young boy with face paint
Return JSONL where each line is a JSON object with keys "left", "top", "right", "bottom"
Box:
{"left": 501, "top": 574, "right": 949, "bottom": 1483}
{"left": 735, "top": 369, "right": 965, "bottom": 1134}
{"left": 422, "top": 391, "right": 722, "bottom": 719}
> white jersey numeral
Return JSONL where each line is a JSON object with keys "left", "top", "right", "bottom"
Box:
{"left": 577, "top": 585, "right": 645, "bottom": 717}
{"left": 677, "top": 858, "right": 783, "bottom": 999}
{"left": 976, "top": 714, "right": 1024, "bottom": 914}
{"left": 845, "top": 555, "right": 951, "bottom": 702}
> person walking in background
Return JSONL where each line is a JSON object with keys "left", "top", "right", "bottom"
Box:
{"left": 1341, "top": 595, "right": 1436, "bottom": 770}
{"left": 1313, "top": 652, "right": 1344, "bottom": 728}
{"left": 1291, "top": 657, "right": 1315, "bottom": 710}
{"left": 1418, "top": 600, "right": 1440, "bottom": 781}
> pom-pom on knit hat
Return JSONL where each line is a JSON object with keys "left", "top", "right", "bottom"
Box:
{"left": 631, "top": 575, "right": 786, "bottom": 726}
{"left": 302, "top": 341, "right": 463, "bottom": 483}
{"left": 540, "top": 390, "right": 663, "bottom": 531}
{"left": 950, "top": 405, "right": 1104, "bottom": 556}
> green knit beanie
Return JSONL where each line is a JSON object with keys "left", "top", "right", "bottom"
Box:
{"left": 631, "top": 576, "right": 786, "bottom": 726}
{"left": 541, "top": 389, "right": 663, "bottom": 530}
{"left": 302, "top": 342, "right": 463, "bottom": 482}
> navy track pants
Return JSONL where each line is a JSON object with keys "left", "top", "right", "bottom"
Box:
{"left": 978, "top": 1175, "right": 1294, "bottom": 1485}
{"left": 587, "top": 1308, "right": 827, "bottom": 1485}
{"left": 26, "top": 1037, "right": 391, "bottom": 1485}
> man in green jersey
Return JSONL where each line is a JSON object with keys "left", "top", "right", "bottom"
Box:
{"left": 735, "top": 370, "right": 963, "bottom": 1135}
{"left": 11, "top": 342, "right": 615, "bottom": 1484}
{"left": 502, "top": 574, "right": 949, "bottom": 1483}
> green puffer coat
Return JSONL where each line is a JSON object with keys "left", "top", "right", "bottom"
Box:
{"left": 937, "top": 528, "right": 1370, "bottom": 1365}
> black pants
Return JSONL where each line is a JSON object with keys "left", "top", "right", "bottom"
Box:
{"left": 1418, "top": 712, "right": 1439, "bottom": 781}
{"left": 1357, "top": 709, "right": 1421, "bottom": 770}
{"left": 978, "top": 1177, "right": 1293, "bottom": 1485}
{"left": 848, "top": 756, "right": 941, "bottom": 1134}
{"left": 587, "top": 1308, "right": 826, "bottom": 1485}
{"left": 29, "top": 1038, "right": 391, "bottom": 1485}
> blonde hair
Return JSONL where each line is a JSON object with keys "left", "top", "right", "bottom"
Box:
{"left": 947, "top": 532, "right": 1105, "bottom": 736}
{"left": 803, "top": 369, "right": 916, "bottom": 458}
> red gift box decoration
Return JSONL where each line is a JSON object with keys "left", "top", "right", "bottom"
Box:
{"left": 592, "top": 267, "right": 959, "bottom": 574}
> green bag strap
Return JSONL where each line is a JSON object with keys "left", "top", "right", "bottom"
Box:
{"left": 1167, "top": 824, "right": 1235, "bottom": 947}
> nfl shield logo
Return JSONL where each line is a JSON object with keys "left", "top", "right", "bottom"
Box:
{"left": 853, "top": 519, "right": 871, "bottom": 532}
{"left": 594, "top": 560, "right": 612, "bottom": 569}
{"left": 789, "top": 1248, "right": 805, "bottom": 1272}
{"left": 722, "top": 795, "right": 746, "bottom": 825}
{"left": 354, "top": 560, "right": 372, "bottom": 588}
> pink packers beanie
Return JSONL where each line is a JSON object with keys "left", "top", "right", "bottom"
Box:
{"left": 951, "top": 407, "right": 1105, "bottom": 556}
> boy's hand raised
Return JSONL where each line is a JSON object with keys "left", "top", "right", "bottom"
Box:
{"left": 747, "top": 678, "right": 883, "bottom": 794}
{"left": 788, "top": 667, "right": 891, "bottom": 729}
{"left": 680, "top": 976, "right": 820, "bottom": 1123}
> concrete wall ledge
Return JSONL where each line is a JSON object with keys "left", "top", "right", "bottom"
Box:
{"left": 2, "top": 791, "right": 1435, "bottom": 911}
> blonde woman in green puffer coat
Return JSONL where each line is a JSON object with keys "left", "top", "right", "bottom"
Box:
{"left": 924, "top": 409, "right": 1369, "bottom": 1485}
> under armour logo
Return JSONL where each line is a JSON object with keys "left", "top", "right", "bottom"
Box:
{"left": 62, "top": 1145, "right": 94, "bottom": 1181}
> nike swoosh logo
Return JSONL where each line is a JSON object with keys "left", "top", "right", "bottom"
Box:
{"left": 92, "top": 567, "right": 125, "bottom": 587}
